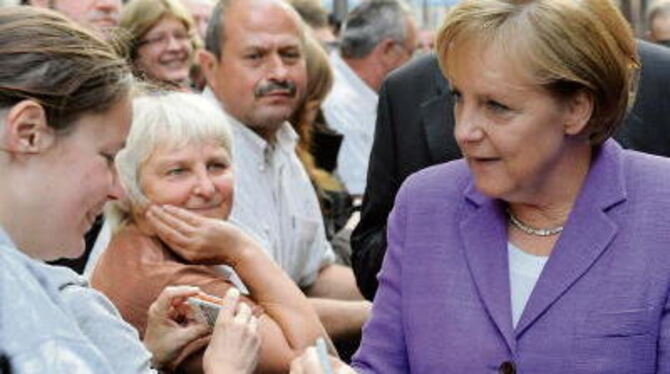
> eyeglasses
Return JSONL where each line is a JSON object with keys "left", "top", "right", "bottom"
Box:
{"left": 138, "top": 31, "right": 191, "bottom": 49}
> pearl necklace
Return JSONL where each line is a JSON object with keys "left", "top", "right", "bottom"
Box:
{"left": 507, "top": 210, "right": 564, "bottom": 237}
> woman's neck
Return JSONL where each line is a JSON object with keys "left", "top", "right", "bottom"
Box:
{"left": 508, "top": 141, "right": 593, "bottom": 229}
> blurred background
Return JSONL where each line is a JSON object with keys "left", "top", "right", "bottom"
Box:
{"left": 325, "top": 0, "right": 653, "bottom": 36}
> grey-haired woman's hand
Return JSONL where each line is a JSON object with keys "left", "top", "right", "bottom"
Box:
{"left": 146, "top": 204, "right": 260, "bottom": 266}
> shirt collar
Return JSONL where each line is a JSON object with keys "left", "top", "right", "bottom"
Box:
{"left": 202, "top": 87, "right": 298, "bottom": 154}
{"left": 0, "top": 224, "right": 15, "bottom": 248}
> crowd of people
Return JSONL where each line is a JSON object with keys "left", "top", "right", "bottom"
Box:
{"left": 2, "top": 0, "right": 670, "bottom": 373}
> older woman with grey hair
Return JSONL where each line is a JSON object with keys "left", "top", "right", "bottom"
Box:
{"left": 90, "top": 91, "right": 327, "bottom": 373}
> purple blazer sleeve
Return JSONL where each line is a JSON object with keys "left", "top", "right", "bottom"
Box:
{"left": 351, "top": 180, "right": 410, "bottom": 373}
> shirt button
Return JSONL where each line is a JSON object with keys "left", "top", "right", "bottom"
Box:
{"left": 498, "top": 361, "right": 516, "bottom": 374}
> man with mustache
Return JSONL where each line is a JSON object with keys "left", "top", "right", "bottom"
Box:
{"left": 24, "top": 0, "right": 121, "bottom": 38}
{"left": 199, "top": 0, "right": 371, "bottom": 347}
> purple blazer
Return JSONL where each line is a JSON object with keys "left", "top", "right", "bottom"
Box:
{"left": 352, "top": 140, "right": 670, "bottom": 373}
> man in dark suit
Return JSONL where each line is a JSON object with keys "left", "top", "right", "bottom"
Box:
{"left": 351, "top": 40, "right": 670, "bottom": 301}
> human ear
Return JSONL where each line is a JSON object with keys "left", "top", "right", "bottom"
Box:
{"left": 563, "top": 90, "right": 594, "bottom": 136}
{"left": 1, "top": 100, "right": 55, "bottom": 154}
{"left": 376, "top": 38, "right": 400, "bottom": 67}
{"left": 197, "top": 49, "right": 219, "bottom": 90}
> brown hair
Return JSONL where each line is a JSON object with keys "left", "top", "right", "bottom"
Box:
{"left": 287, "top": 0, "right": 329, "bottom": 29}
{"left": 436, "top": 0, "right": 640, "bottom": 145}
{"left": 0, "top": 6, "right": 133, "bottom": 132}
{"left": 290, "top": 32, "right": 333, "bottom": 157}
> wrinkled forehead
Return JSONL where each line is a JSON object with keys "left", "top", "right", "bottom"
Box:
{"left": 141, "top": 137, "right": 231, "bottom": 173}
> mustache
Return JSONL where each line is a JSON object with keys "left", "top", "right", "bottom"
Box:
{"left": 254, "top": 80, "right": 297, "bottom": 98}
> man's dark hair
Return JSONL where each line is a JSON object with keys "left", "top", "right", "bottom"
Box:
{"left": 204, "top": 0, "right": 232, "bottom": 59}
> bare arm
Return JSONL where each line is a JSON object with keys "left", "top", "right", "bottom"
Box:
{"left": 305, "top": 264, "right": 365, "bottom": 301}
{"left": 304, "top": 264, "right": 371, "bottom": 341}
{"left": 148, "top": 205, "right": 326, "bottom": 372}
{"left": 308, "top": 298, "right": 371, "bottom": 341}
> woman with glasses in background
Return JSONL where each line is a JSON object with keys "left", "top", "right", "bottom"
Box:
{"left": 120, "top": 0, "right": 197, "bottom": 90}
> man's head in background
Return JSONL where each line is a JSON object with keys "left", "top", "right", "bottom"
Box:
{"left": 416, "top": 28, "right": 435, "bottom": 54}
{"left": 288, "top": 0, "right": 338, "bottom": 51}
{"left": 647, "top": 0, "right": 670, "bottom": 46}
{"left": 199, "top": 0, "right": 308, "bottom": 141}
{"left": 338, "top": 0, "right": 417, "bottom": 91}
{"left": 179, "top": 0, "right": 214, "bottom": 41}
{"left": 26, "top": 0, "right": 122, "bottom": 37}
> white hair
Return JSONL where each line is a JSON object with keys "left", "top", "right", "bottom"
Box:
{"left": 339, "top": 0, "right": 412, "bottom": 59}
{"left": 108, "top": 91, "right": 233, "bottom": 227}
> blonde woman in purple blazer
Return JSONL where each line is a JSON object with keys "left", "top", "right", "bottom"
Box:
{"left": 290, "top": 0, "right": 670, "bottom": 373}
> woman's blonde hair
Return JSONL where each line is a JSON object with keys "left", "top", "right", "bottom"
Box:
{"left": 108, "top": 92, "right": 233, "bottom": 228}
{"left": 436, "top": 0, "right": 640, "bottom": 145}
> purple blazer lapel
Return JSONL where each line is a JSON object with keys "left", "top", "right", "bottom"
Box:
{"left": 460, "top": 184, "right": 516, "bottom": 353}
{"left": 515, "top": 140, "right": 627, "bottom": 335}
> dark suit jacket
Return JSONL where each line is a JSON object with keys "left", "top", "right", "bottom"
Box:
{"left": 616, "top": 40, "right": 670, "bottom": 155}
{"left": 351, "top": 42, "right": 670, "bottom": 301}
{"left": 350, "top": 54, "right": 459, "bottom": 300}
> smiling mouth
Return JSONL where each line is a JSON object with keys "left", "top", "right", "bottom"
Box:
{"left": 188, "top": 206, "right": 219, "bottom": 211}
{"left": 184, "top": 203, "right": 223, "bottom": 212}
{"left": 160, "top": 59, "right": 188, "bottom": 68}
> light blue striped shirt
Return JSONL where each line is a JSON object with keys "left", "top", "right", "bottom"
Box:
{"left": 0, "top": 225, "right": 154, "bottom": 373}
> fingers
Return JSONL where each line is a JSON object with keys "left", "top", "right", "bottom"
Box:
{"left": 147, "top": 211, "right": 191, "bottom": 248}
{"left": 233, "top": 301, "right": 253, "bottom": 325}
{"left": 162, "top": 205, "right": 205, "bottom": 226}
{"left": 178, "top": 321, "right": 211, "bottom": 343}
{"left": 151, "top": 285, "right": 201, "bottom": 317}
{"left": 215, "top": 288, "right": 240, "bottom": 323}
{"left": 248, "top": 315, "right": 261, "bottom": 346}
{"left": 147, "top": 206, "right": 194, "bottom": 238}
